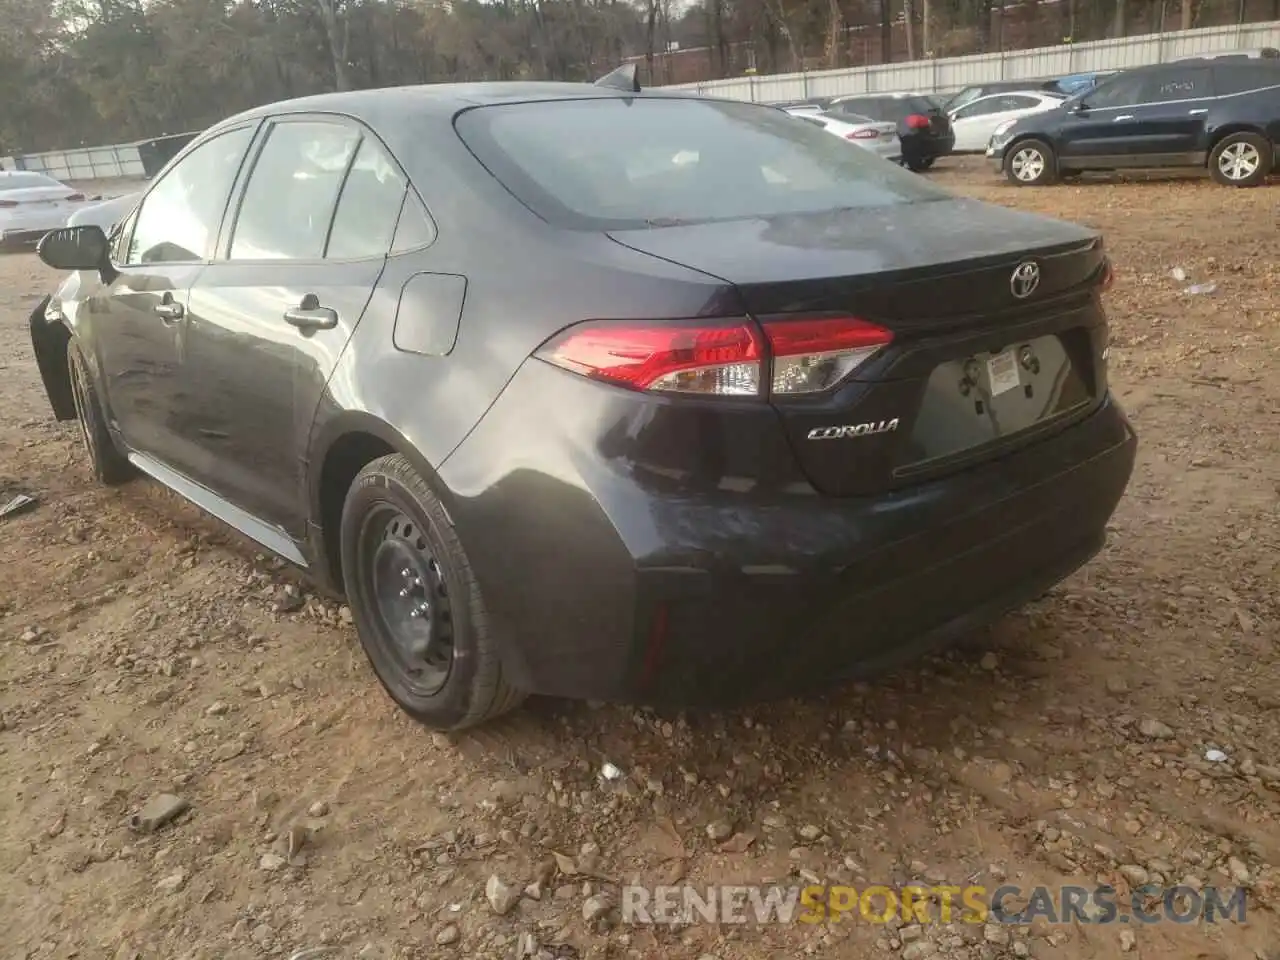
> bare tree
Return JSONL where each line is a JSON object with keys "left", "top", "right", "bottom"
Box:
{"left": 315, "top": 0, "right": 351, "bottom": 91}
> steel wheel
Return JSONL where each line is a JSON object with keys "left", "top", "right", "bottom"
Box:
{"left": 340, "top": 453, "right": 525, "bottom": 730}
{"left": 1217, "top": 141, "right": 1261, "bottom": 182}
{"left": 358, "top": 505, "right": 454, "bottom": 697}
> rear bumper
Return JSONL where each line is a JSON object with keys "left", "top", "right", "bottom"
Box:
{"left": 903, "top": 132, "right": 955, "bottom": 160}
{"left": 441, "top": 361, "right": 1137, "bottom": 706}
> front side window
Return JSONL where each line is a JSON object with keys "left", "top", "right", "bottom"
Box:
{"left": 126, "top": 126, "right": 254, "bottom": 265}
{"left": 947, "top": 88, "right": 984, "bottom": 111}
{"left": 229, "top": 120, "right": 360, "bottom": 261}
{"left": 1083, "top": 74, "right": 1148, "bottom": 109}
{"left": 454, "top": 98, "right": 948, "bottom": 231}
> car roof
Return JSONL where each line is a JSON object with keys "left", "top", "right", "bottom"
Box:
{"left": 834, "top": 92, "right": 930, "bottom": 100}
{"left": 217, "top": 82, "right": 689, "bottom": 127}
{"left": 1120, "top": 57, "right": 1280, "bottom": 72}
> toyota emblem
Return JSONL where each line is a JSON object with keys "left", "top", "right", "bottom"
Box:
{"left": 1011, "top": 260, "right": 1041, "bottom": 299}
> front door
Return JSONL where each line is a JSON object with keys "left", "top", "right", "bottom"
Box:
{"left": 89, "top": 125, "right": 258, "bottom": 467}
{"left": 1123, "top": 66, "right": 1214, "bottom": 162}
{"left": 181, "top": 117, "right": 416, "bottom": 538}
{"left": 1056, "top": 71, "right": 1154, "bottom": 162}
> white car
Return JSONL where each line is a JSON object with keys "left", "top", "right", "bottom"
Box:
{"left": 947, "top": 92, "right": 1065, "bottom": 153}
{"left": 0, "top": 171, "right": 90, "bottom": 246}
{"left": 67, "top": 192, "right": 140, "bottom": 232}
{"left": 795, "top": 112, "right": 903, "bottom": 164}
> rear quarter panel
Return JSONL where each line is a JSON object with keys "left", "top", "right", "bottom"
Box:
{"left": 307, "top": 103, "right": 741, "bottom": 494}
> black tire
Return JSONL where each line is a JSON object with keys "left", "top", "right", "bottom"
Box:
{"left": 67, "top": 340, "right": 134, "bottom": 486}
{"left": 1209, "top": 132, "right": 1272, "bottom": 187}
{"left": 1004, "top": 138, "right": 1058, "bottom": 186}
{"left": 905, "top": 155, "right": 934, "bottom": 173}
{"left": 339, "top": 453, "right": 525, "bottom": 730}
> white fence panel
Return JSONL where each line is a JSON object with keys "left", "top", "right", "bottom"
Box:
{"left": 14, "top": 145, "right": 146, "bottom": 181}
{"left": 661, "top": 19, "right": 1280, "bottom": 102}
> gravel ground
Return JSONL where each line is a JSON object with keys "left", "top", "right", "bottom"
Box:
{"left": 1, "top": 158, "right": 1278, "bottom": 960}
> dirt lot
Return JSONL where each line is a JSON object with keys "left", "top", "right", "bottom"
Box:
{"left": 1, "top": 159, "right": 1279, "bottom": 960}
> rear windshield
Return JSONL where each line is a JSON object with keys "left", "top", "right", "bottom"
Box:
{"left": 838, "top": 96, "right": 941, "bottom": 119}
{"left": 0, "top": 172, "right": 62, "bottom": 191}
{"left": 454, "top": 97, "right": 947, "bottom": 230}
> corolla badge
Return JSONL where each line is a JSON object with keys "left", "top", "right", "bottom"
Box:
{"left": 1011, "top": 260, "right": 1041, "bottom": 299}
{"left": 807, "top": 419, "right": 900, "bottom": 440}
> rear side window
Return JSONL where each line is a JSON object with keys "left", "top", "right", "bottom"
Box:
{"left": 454, "top": 98, "right": 947, "bottom": 231}
{"left": 326, "top": 138, "right": 408, "bottom": 260}
{"left": 1142, "top": 67, "right": 1212, "bottom": 102}
{"left": 834, "top": 98, "right": 886, "bottom": 119}
{"left": 1213, "top": 63, "right": 1280, "bottom": 95}
{"left": 391, "top": 192, "right": 437, "bottom": 253}
{"left": 230, "top": 120, "right": 359, "bottom": 261}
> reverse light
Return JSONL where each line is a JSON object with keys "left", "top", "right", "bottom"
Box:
{"left": 536, "top": 315, "right": 893, "bottom": 398}
{"left": 763, "top": 316, "right": 894, "bottom": 395}
{"left": 847, "top": 129, "right": 880, "bottom": 140}
{"left": 905, "top": 114, "right": 931, "bottom": 130}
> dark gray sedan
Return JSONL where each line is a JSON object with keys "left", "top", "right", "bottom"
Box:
{"left": 29, "top": 72, "right": 1135, "bottom": 730}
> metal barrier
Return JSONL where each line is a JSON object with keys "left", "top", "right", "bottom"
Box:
{"left": 657, "top": 19, "right": 1280, "bottom": 101}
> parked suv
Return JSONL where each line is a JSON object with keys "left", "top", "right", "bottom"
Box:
{"left": 988, "top": 59, "right": 1280, "bottom": 187}
{"left": 828, "top": 93, "right": 955, "bottom": 171}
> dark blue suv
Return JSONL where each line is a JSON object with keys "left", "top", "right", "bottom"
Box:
{"left": 987, "top": 59, "right": 1280, "bottom": 187}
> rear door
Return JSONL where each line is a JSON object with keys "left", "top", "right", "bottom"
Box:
{"left": 181, "top": 117, "right": 412, "bottom": 537}
{"left": 1124, "top": 66, "right": 1215, "bottom": 161}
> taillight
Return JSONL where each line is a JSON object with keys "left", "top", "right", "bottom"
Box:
{"left": 537, "top": 318, "right": 762, "bottom": 396}
{"left": 847, "top": 129, "right": 879, "bottom": 140}
{"left": 762, "top": 316, "right": 894, "bottom": 395}
{"left": 905, "top": 114, "right": 931, "bottom": 130}
{"left": 536, "top": 315, "right": 893, "bottom": 398}
{"left": 67, "top": 193, "right": 86, "bottom": 202}
{"left": 0, "top": 200, "right": 18, "bottom": 208}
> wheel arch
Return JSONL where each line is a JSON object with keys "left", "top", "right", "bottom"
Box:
{"left": 1206, "top": 124, "right": 1270, "bottom": 163}
{"left": 308, "top": 410, "right": 455, "bottom": 595}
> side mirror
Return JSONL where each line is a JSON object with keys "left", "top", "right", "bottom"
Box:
{"left": 1069, "top": 100, "right": 1088, "bottom": 114}
{"left": 37, "top": 225, "right": 110, "bottom": 271}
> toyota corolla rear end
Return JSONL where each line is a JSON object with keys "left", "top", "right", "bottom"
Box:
{"left": 440, "top": 94, "right": 1136, "bottom": 706}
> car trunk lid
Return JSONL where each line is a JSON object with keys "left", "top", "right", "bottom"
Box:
{"left": 608, "top": 198, "right": 1111, "bottom": 496}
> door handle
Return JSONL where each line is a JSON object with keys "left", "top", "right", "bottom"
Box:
{"left": 284, "top": 294, "right": 338, "bottom": 332}
{"left": 154, "top": 294, "right": 184, "bottom": 322}
{"left": 1188, "top": 108, "right": 1208, "bottom": 115}
{"left": 1113, "top": 114, "right": 1134, "bottom": 122}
